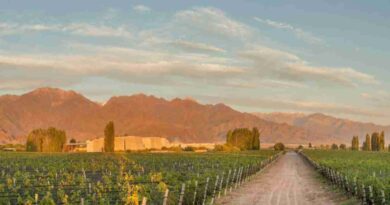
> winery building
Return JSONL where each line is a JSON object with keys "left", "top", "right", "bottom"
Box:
{"left": 85, "top": 136, "right": 170, "bottom": 152}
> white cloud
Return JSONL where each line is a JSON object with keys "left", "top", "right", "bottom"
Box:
{"left": 133, "top": 5, "right": 151, "bottom": 13}
{"left": 361, "top": 91, "right": 390, "bottom": 106}
{"left": 257, "top": 79, "right": 307, "bottom": 88}
{"left": 239, "top": 46, "right": 377, "bottom": 87}
{"left": 254, "top": 17, "right": 325, "bottom": 45}
{"left": 0, "top": 22, "right": 132, "bottom": 39}
{"left": 0, "top": 44, "right": 245, "bottom": 86}
{"left": 172, "top": 40, "right": 225, "bottom": 53}
{"left": 175, "top": 7, "right": 251, "bottom": 38}
{"left": 0, "top": 6, "right": 386, "bottom": 124}
{"left": 64, "top": 23, "right": 132, "bottom": 39}
{"left": 199, "top": 95, "right": 387, "bottom": 118}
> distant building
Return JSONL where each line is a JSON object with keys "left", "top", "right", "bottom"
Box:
{"left": 86, "top": 136, "right": 170, "bottom": 152}
{"left": 2, "top": 148, "right": 16, "bottom": 152}
{"left": 64, "top": 142, "right": 87, "bottom": 152}
{"left": 172, "top": 143, "right": 216, "bottom": 150}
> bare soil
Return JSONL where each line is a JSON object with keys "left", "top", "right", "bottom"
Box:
{"left": 216, "top": 151, "right": 356, "bottom": 205}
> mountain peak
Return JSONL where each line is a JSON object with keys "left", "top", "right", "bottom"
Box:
{"left": 27, "top": 87, "right": 79, "bottom": 98}
{"left": 254, "top": 112, "right": 390, "bottom": 143}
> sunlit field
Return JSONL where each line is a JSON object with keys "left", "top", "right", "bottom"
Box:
{"left": 0, "top": 150, "right": 278, "bottom": 204}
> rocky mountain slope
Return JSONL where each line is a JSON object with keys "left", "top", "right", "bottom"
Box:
{"left": 0, "top": 88, "right": 307, "bottom": 144}
{"left": 254, "top": 112, "right": 390, "bottom": 144}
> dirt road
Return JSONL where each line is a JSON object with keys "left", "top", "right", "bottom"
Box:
{"left": 216, "top": 151, "right": 351, "bottom": 205}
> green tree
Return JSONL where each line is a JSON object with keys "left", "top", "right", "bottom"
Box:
{"left": 252, "top": 127, "right": 260, "bottom": 150}
{"left": 226, "top": 130, "right": 233, "bottom": 144}
{"left": 104, "top": 121, "right": 115, "bottom": 152}
{"left": 351, "top": 136, "right": 359, "bottom": 151}
{"left": 339, "top": 144, "right": 346, "bottom": 150}
{"left": 371, "top": 132, "right": 380, "bottom": 151}
{"left": 363, "top": 134, "right": 371, "bottom": 151}
{"left": 331, "top": 144, "right": 338, "bottom": 150}
{"left": 226, "top": 127, "right": 260, "bottom": 150}
{"left": 274, "top": 142, "right": 285, "bottom": 151}
{"left": 26, "top": 127, "right": 66, "bottom": 152}
{"left": 379, "top": 131, "right": 385, "bottom": 151}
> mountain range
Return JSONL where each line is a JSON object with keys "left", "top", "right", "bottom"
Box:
{"left": 254, "top": 112, "right": 390, "bottom": 144}
{"left": 0, "top": 88, "right": 306, "bottom": 144}
{"left": 0, "top": 88, "right": 388, "bottom": 145}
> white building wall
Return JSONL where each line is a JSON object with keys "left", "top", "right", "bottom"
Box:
{"left": 86, "top": 136, "right": 170, "bottom": 152}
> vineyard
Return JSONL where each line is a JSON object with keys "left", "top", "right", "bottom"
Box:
{"left": 0, "top": 150, "right": 279, "bottom": 205}
{"left": 302, "top": 150, "right": 390, "bottom": 204}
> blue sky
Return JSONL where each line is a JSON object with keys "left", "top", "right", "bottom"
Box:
{"left": 0, "top": 0, "right": 389, "bottom": 124}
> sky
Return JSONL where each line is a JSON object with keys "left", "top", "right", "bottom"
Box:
{"left": 0, "top": 0, "right": 389, "bottom": 125}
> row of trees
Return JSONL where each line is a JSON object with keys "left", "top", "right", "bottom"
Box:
{"left": 26, "top": 127, "right": 67, "bottom": 152}
{"left": 226, "top": 127, "right": 260, "bottom": 150}
{"left": 330, "top": 144, "right": 347, "bottom": 150}
{"left": 25, "top": 121, "right": 116, "bottom": 152}
{"left": 351, "top": 131, "right": 386, "bottom": 151}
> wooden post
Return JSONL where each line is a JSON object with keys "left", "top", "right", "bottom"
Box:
{"left": 178, "top": 183, "right": 186, "bottom": 205}
{"left": 80, "top": 198, "right": 84, "bottom": 205}
{"left": 244, "top": 165, "right": 249, "bottom": 182}
{"left": 224, "top": 170, "right": 231, "bottom": 196}
{"left": 210, "top": 175, "right": 219, "bottom": 205}
{"left": 344, "top": 176, "right": 349, "bottom": 195}
{"left": 234, "top": 168, "right": 241, "bottom": 189}
{"left": 192, "top": 181, "right": 198, "bottom": 205}
{"left": 141, "top": 197, "right": 147, "bottom": 205}
{"left": 88, "top": 183, "right": 92, "bottom": 194}
{"left": 368, "top": 186, "right": 374, "bottom": 205}
{"left": 381, "top": 189, "right": 386, "bottom": 205}
{"left": 82, "top": 168, "right": 87, "bottom": 180}
{"left": 362, "top": 184, "right": 366, "bottom": 205}
{"left": 230, "top": 169, "right": 236, "bottom": 192}
{"left": 202, "top": 177, "right": 210, "bottom": 205}
{"left": 236, "top": 167, "right": 241, "bottom": 187}
{"left": 236, "top": 167, "right": 242, "bottom": 188}
{"left": 331, "top": 170, "right": 336, "bottom": 186}
{"left": 217, "top": 173, "right": 224, "bottom": 199}
{"left": 163, "top": 189, "right": 169, "bottom": 205}
{"left": 242, "top": 166, "right": 247, "bottom": 182}
{"left": 239, "top": 167, "right": 245, "bottom": 186}
{"left": 35, "top": 194, "right": 38, "bottom": 205}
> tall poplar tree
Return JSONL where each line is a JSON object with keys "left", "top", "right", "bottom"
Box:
{"left": 371, "top": 132, "right": 380, "bottom": 151}
{"left": 379, "top": 131, "right": 385, "bottom": 151}
{"left": 252, "top": 127, "right": 260, "bottom": 150}
{"left": 104, "top": 121, "right": 115, "bottom": 152}
{"left": 351, "top": 136, "right": 359, "bottom": 151}
{"left": 364, "top": 134, "right": 371, "bottom": 151}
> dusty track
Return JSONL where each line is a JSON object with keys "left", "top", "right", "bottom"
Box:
{"left": 216, "top": 152, "right": 348, "bottom": 205}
